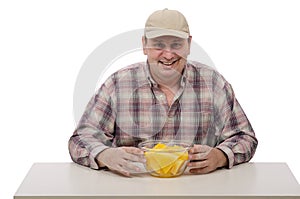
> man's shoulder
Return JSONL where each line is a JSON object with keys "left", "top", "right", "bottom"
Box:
{"left": 187, "top": 61, "right": 221, "bottom": 78}
{"left": 186, "top": 61, "right": 228, "bottom": 86}
{"left": 98, "top": 62, "right": 147, "bottom": 94}
{"left": 105, "top": 62, "right": 147, "bottom": 85}
{"left": 187, "top": 61, "right": 217, "bottom": 73}
{"left": 116, "top": 62, "right": 146, "bottom": 74}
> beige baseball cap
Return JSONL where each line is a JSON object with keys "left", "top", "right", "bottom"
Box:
{"left": 144, "top": 9, "right": 190, "bottom": 39}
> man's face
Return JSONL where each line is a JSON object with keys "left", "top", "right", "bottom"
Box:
{"left": 142, "top": 35, "right": 191, "bottom": 79}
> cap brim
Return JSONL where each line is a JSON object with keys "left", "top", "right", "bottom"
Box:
{"left": 145, "top": 27, "right": 189, "bottom": 39}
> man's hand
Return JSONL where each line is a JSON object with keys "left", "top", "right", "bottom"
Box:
{"left": 96, "top": 147, "right": 146, "bottom": 177}
{"left": 188, "top": 145, "right": 228, "bottom": 174}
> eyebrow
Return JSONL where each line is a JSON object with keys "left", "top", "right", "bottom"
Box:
{"left": 172, "top": 39, "right": 184, "bottom": 42}
{"left": 151, "top": 39, "right": 163, "bottom": 42}
{"left": 151, "top": 38, "right": 184, "bottom": 42}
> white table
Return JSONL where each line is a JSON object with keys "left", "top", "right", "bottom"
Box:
{"left": 14, "top": 162, "right": 300, "bottom": 199}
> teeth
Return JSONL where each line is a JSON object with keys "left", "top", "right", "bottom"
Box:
{"left": 160, "top": 60, "right": 177, "bottom": 65}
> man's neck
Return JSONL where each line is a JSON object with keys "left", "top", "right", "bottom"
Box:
{"left": 159, "top": 82, "right": 180, "bottom": 96}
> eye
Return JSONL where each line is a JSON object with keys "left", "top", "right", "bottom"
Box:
{"left": 153, "top": 42, "right": 165, "bottom": 49}
{"left": 171, "top": 43, "right": 182, "bottom": 49}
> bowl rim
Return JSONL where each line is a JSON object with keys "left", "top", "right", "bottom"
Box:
{"left": 138, "top": 140, "right": 193, "bottom": 152}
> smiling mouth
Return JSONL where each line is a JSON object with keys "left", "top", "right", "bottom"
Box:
{"left": 159, "top": 59, "right": 179, "bottom": 66}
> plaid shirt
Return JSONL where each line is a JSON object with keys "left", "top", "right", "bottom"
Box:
{"left": 69, "top": 61, "right": 258, "bottom": 169}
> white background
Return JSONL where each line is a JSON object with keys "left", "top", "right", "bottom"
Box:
{"left": 1, "top": 0, "right": 300, "bottom": 198}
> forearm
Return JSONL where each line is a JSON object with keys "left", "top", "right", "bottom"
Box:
{"left": 216, "top": 131, "right": 258, "bottom": 168}
{"left": 213, "top": 80, "right": 258, "bottom": 168}
{"left": 69, "top": 83, "right": 116, "bottom": 169}
{"left": 68, "top": 130, "right": 110, "bottom": 169}
{"left": 68, "top": 127, "right": 113, "bottom": 169}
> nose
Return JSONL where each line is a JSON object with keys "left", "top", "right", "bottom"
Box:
{"left": 162, "top": 49, "right": 175, "bottom": 60}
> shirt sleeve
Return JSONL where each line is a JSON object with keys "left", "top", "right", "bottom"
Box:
{"left": 68, "top": 79, "right": 116, "bottom": 169}
{"left": 213, "top": 73, "right": 258, "bottom": 168}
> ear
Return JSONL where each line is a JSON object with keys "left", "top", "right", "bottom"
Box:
{"left": 188, "top": 36, "right": 192, "bottom": 45}
{"left": 142, "top": 36, "right": 147, "bottom": 55}
{"left": 187, "top": 36, "right": 192, "bottom": 55}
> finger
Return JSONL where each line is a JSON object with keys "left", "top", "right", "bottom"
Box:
{"left": 121, "top": 147, "right": 146, "bottom": 163}
{"left": 189, "top": 145, "right": 211, "bottom": 154}
{"left": 121, "top": 159, "right": 145, "bottom": 173}
{"left": 189, "top": 166, "right": 213, "bottom": 174}
{"left": 188, "top": 147, "right": 212, "bottom": 161}
{"left": 108, "top": 164, "right": 131, "bottom": 177}
{"left": 122, "top": 147, "right": 144, "bottom": 155}
{"left": 123, "top": 151, "right": 146, "bottom": 163}
{"left": 188, "top": 159, "right": 208, "bottom": 168}
{"left": 187, "top": 160, "right": 213, "bottom": 174}
{"left": 189, "top": 153, "right": 207, "bottom": 161}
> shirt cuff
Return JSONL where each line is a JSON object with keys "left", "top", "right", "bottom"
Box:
{"left": 89, "top": 145, "right": 110, "bottom": 170}
{"left": 216, "top": 145, "right": 234, "bottom": 169}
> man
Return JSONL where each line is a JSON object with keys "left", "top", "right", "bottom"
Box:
{"left": 69, "top": 9, "right": 258, "bottom": 176}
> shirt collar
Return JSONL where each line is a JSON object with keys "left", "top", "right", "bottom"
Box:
{"left": 144, "top": 60, "right": 188, "bottom": 88}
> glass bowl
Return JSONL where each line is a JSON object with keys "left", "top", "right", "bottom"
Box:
{"left": 138, "top": 140, "right": 192, "bottom": 178}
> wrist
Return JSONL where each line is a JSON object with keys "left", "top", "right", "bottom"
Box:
{"left": 215, "top": 148, "right": 229, "bottom": 168}
{"left": 95, "top": 148, "right": 111, "bottom": 168}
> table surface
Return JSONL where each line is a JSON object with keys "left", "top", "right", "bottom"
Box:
{"left": 14, "top": 162, "right": 300, "bottom": 199}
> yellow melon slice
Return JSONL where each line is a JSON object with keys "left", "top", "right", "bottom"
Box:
{"left": 145, "top": 143, "right": 188, "bottom": 176}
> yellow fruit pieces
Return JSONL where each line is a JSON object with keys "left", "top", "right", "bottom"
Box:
{"left": 144, "top": 143, "right": 188, "bottom": 177}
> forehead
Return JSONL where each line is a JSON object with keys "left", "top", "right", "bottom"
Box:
{"left": 148, "top": 35, "right": 185, "bottom": 43}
